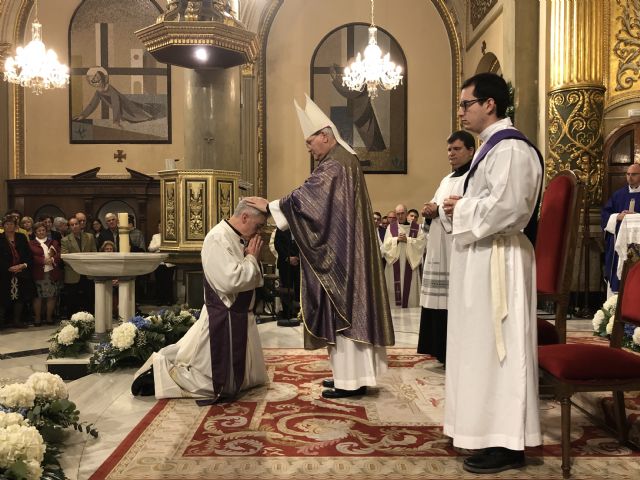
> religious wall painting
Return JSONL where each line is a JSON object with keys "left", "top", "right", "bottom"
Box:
{"left": 185, "top": 180, "right": 207, "bottom": 241}
{"left": 69, "top": 0, "right": 171, "bottom": 143}
{"left": 311, "top": 23, "right": 407, "bottom": 174}
{"left": 216, "top": 180, "right": 234, "bottom": 221}
{"left": 164, "top": 181, "right": 177, "bottom": 242}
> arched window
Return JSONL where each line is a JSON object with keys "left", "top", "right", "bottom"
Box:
{"left": 311, "top": 23, "right": 407, "bottom": 174}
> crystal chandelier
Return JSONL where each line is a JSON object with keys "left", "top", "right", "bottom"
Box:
{"left": 3, "top": 0, "right": 69, "bottom": 94}
{"left": 342, "top": 0, "right": 403, "bottom": 99}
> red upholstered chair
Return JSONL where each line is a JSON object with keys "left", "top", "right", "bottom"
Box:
{"left": 536, "top": 170, "right": 583, "bottom": 345}
{"left": 538, "top": 253, "right": 640, "bottom": 478}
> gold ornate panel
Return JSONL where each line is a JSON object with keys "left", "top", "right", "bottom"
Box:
{"left": 606, "top": 0, "right": 640, "bottom": 109}
{"left": 164, "top": 181, "right": 177, "bottom": 241}
{"left": 216, "top": 179, "right": 234, "bottom": 221}
{"left": 470, "top": 0, "right": 498, "bottom": 29}
{"left": 548, "top": 87, "right": 605, "bottom": 205}
{"left": 185, "top": 180, "right": 207, "bottom": 241}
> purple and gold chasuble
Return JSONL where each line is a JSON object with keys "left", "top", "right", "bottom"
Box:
{"left": 279, "top": 145, "right": 394, "bottom": 349}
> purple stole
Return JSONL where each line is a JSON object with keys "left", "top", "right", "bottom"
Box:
{"left": 196, "top": 280, "right": 253, "bottom": 406}
{"left": 389, "top": 221, "right": 420, "bottom": 307}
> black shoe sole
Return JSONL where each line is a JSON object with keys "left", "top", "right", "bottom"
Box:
{"left": 462, "top": 460, "right": 525, "bottom": 474}
{"left": 322, "top": 379, "right": 334, "bottom": 388}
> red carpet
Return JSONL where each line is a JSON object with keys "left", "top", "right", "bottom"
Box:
{"left": 91, "top": 346, "right": 640, "bottom": 479}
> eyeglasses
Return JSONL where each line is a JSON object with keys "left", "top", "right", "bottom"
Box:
{"left": 458, "top": 98, "right": 488, "bottom": 111}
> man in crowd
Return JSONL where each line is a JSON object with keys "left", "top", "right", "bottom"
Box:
{"left": 61, "top": 216, "right": 97, "bottom": 315}
{"left": 132, "top": 199, "right": 268, "bottom": 401}
{"left": 53, "top": 217, "right": 69, "bottom": 237}
{"left": 98, "top": 213, "right": 119, "bottom": 251}
{"left": 442, "top": 73, "right": 542, "bottom": 473}
{"left": 75, "top": 212, "right": 88, "bottom": 233}
{"left": 127, "top": 215, "right": 146, "bottom": 252}
{"left": 381, "top": 203, "right": 426, "bottom": 308}
{"left": 248, "top": 94, "right": 394, "bottom": 399}
{"left": 601, "top": 162, "right": 640, "bottom": 294}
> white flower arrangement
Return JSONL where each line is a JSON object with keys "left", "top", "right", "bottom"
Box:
{"left": 25, "top": 372, "right": 68, "bottom": 401}
{"left": 0, "top": 384, "right": 35, "bottom": 409}
{"left": 606, "top": 316, "right": 615, "bottom": 335}
{"left": 0, "top": 412, "right": 28, "bottom": 429}
{"left": 0, "top": 422, "right": 45, "bottom": 480}
{"left": 146, "top": 314, "right": 163, "bottom": 325}
{"left": 634, "top": 327, "right": 640, "bottom": 347}
{"left": 57, "top": 324, "right": 80, "bottom": 346}
{"left": 111, "top": 322, "right": 138, "bottom": 350}
{"left": 70, "top": 311, "right": 95, "bottom": 323}
{"left": 592, "top": 309, "right": 605, "bottom": 331}
{"left": 592, "top": 295, "right": 640, "bottom": 353}
{"left": 603, "top": 294, "right": 618, "bottom": 311}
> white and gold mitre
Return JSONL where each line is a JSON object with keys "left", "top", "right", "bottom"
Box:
{"left": 294, "top": 94, "right": 356, "bottom": 155}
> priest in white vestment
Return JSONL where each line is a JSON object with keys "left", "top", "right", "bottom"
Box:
{"left": 417, "top": 130, "right": 474, "bottom": 365}
{"left": 442, "top": 73, "right": 542, "bottom": 474}
{"left": 381, "top": 204, "right": 426, "bottom": 308}
{"left": 132, "top": 199, "right": 269, "bottom": 401}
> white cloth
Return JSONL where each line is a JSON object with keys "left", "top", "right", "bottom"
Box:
{"left": 381, "top": 224, "right": 426, "bottom": 308}
{"left": 36, "top": 237, "right": 54, "bottom": 273}
{"left": 149, "top": 221, "right": 268, "bottom": 399}
{"left": 614, "top": 214, "right": 640, "bottom": 279}
{"left": 443, "top": 118, "right": 542, "bottom": 450}
{"left": 269, "top": 199, "right": 387, "bottom": 389}
{"left": 419, "top": 171, "right": 468, "bottom": 309}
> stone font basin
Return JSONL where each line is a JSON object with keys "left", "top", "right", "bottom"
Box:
{"left": 61, "top": 252, "right": 168, "bottom": 278}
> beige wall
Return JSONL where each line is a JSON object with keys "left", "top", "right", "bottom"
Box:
{"left": 18, "top": 0, "right": 186, "bottom": 178}
{"left": 265, "top": 0, "right": 455, "bottom": 215}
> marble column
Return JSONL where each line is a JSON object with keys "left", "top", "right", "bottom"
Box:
{"left": 183, "top": 67, "right": 241, "bottom": 171}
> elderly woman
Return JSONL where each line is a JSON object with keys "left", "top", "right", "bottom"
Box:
{"left": 0, "top": 215, "right": 34, "bottom": 328}
{"left": 29, "top": 222, "right": 62, "bottom": 325}
{"left": 20, "top": 216, "right": 35, "bottom": 240}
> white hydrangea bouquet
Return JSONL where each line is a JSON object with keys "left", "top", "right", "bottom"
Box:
{"left": 0, "top": 372, "right": 97, "bottom": 480}
{"left": 592, "top": 294, "right": 640, "bottom": 353}
{"left": 48, "top": 311, "right": 96, "bottom": 358}
{"left": 88, "top": 308, "right": 198, "bottom": 373}
{"left": 0, "top": 412, "right": 45, "bottom": 480}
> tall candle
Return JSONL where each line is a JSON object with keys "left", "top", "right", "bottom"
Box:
{"left": 118, "top": 212, "right": 131, "bottom": 253}
{"left": 118, "top": 212, "right": 128, "bottom": 227}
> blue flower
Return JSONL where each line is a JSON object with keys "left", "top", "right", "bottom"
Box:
{"left": 129, "top": 315, "right": 151, "bottom": 330}
{"left": 624, "top": 323, "right": 636, "bottom": 337}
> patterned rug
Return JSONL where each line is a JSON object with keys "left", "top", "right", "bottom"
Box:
{"left": 91, "top": 346, "right": 640, "bottom": 480}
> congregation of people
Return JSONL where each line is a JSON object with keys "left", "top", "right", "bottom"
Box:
{"left": 0, "top": 210, "right": 174, "bottom": 329}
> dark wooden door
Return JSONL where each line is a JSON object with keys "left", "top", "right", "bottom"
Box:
{"left": 603, "top": 121, "right": 640, "bottom": 203}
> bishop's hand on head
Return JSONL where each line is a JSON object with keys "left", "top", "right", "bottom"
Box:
{"left": 244, "top": 196, "right": 269, "bottom": 214}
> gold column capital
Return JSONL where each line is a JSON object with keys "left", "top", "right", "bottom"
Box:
{"left": 549, "top": 0, "right": 605, "bottom": 90}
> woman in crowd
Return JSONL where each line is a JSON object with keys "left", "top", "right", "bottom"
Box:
{"left": 20, "top": 216, "right": 35, "bottom": 240}
{"left": 92, "top": 218, "right": 104, "bottom": 244}
{"left": 0, "top": 215, "right": 34, "bottom": 328}
{"left": 29, "top": 221, "right": 62, "bottom": 325}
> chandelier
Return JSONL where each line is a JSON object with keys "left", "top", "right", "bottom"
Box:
{"left": 342, "top": 0, "right": 403, "bottom": 99}
{"left": 3, "top": 0, "right": 69, "bottom": 94}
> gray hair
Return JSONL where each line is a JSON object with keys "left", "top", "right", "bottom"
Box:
{"left": 319, "top": 126, "right": 335, "bottom": 139}
{"left": 53, "top": 217, "right": 67, "bottom": 229}
{"left": 233, "top": 198, "right": 266, "bottom": 218}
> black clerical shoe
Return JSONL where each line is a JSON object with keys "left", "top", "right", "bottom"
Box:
{"left": 463, "top": 447, "right": 525, "bottom": 474}
{"left": 321, "top": 386, "right": 367, "bottom": 399}
{"left": 322, "top": 378, "right": 334, "bottom": 388}
{"left": 131, "top": 367, "right": 155, "bottom": 397}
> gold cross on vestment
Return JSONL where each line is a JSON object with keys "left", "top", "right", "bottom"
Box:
{"left": 114, "top": 149, "right": 127, "bottom": 162}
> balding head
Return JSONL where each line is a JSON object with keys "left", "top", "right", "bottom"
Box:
{"left": 627, "top": 163, "right": 640, "bottom": 189}
{"left": 395, "top": 204, "right": 408, "bottom": 224}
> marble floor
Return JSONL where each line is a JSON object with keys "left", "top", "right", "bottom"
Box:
{"left": 0, "top": 308, "right": 592, "bottom": 480}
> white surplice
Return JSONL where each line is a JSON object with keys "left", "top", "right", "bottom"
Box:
{"left": 381, "top": 224, "right": 426, "bottom": 308}
{"left": 443, "top": 118, "right": 542, "bottom": 450}
{"left": 269, "top": 200, "right": 388, "bottom": 390}
{"left": 149, "top": 221, "right": 268, "bottom": 399}
{"left": 420, "top": 171, "right": 468, "bottom": 309}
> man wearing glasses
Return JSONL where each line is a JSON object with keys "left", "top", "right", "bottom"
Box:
{"left": 248, "top": 95, "right": 394, "bottom": 400}
{"left": 442, "top": 73, "right": 543, "bottom": 473}
{"left": 601, "top": 162, "right": 640, "bottom": 294}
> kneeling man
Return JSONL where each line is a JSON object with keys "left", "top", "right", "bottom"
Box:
{"left": 132, "top": 199, "right": 268, "bottom": 402}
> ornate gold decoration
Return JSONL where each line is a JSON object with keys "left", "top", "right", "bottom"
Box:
{"left": 470, "top": 0, "right": 498, "bottom": 29}
{"left": 548, "top": 87, "right": 605, "bottom": 205}
{"left": 549, "top": 0, "right": 604, "bottom": 90}
{"left": 159, "top": 169, "right": 239, "bottom": 251}
{"left": 186, "top": 181, "right": 206, "bottom": 240}
{"left": 0, "top": 42, "right": 11, "bottom": 65}
{"left": 612, "top": 0, "right": 640, "bottom": 92}
{"left": 164, "top": 181, "right": 177, "bottom": 241}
